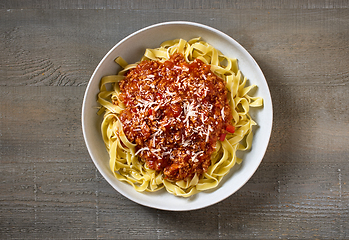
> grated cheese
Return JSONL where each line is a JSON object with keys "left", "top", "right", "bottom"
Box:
{"left": 135, "top": 147, "right": 150, "bottom": 156}
{"left": 205, "top": 125, "right": 213, "bottom": 142}
{"left": 221, "top": 107, "right": 225, "bottom": 121}
{"left": 191, "top": 151, "right": 204, "bottom": 163}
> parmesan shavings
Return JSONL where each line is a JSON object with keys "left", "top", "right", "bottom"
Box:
{"left": 191, "top": 151, "right": 204, "bottom": 163}
{"left": 135, "top": 147, "right": 150, "bottom": 156}
{"left": 165, "top": 89, "right": 176, "bottom": 97}
{"left": 150, "top": 128, "right": 163, "bottom": 148}
{"left": 136, "top": 98, "right": 157, "bottom": 109}
{"left": 181, "top": 138, "right": 191, "bottom": 147}
{"left": 221, "top": 107, "right": 225, "bottom": 121}
{"left": 205, "top": 125, "right": 213, "bottom": 142}
{"left": 183, "top": 101, "right": 198, "bottom": 128}
{"left": 200, "top": 112, "right": 206, "bottom": 124}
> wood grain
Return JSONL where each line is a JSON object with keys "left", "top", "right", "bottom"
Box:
{"left": 1, "top": 0, "right": 349, "bottom": 10}
{"left": 0, "top": 1, "right": 348, "bottom": 239}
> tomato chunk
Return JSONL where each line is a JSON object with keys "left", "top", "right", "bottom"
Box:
{"left": 219, "top": 133, "right": 227, "bottom": 142}
{"left": 226, "top": 125, "right": 235, "bottom": 134}
{"left": 148, "top": 109, "right": 154, "bottom": 115}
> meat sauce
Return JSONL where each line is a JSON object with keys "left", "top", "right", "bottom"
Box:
{"left": 119, "top": 53, "right": 233, "bottom": 181}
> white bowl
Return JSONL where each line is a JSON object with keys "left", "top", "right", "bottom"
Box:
{"left": 82, "top": 21, "right": 273, "bottom": 211}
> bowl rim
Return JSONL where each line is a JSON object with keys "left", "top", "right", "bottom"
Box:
{"left": 82, "top": 21, "right": 273, "bottom": 211}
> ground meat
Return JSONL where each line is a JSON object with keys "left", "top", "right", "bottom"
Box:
{"left": 118, "top": 53, "right": 233, "bottom": 181}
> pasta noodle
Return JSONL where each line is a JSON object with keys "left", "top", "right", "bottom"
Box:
{"left": 97, "top": 38, "right": 263, "bottom": 197}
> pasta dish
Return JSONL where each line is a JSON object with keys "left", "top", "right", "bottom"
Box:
{"left": 97, "top": 38, "right": 263, "bottom": 197}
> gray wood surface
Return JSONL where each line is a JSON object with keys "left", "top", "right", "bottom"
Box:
{"left": 1, "top": 1, "right": 348, "bottom": 239}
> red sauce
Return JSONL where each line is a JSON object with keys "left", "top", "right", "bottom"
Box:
{"left": 119, "top": 53, "right": 233, "bottom": 181}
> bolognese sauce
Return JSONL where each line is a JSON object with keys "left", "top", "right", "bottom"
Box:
{"left": 118, "top": 53, "right": 233, "bottom": 181}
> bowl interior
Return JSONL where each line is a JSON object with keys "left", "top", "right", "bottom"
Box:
{"left": 82, "top": 21, "right": 273, "bottom": 211}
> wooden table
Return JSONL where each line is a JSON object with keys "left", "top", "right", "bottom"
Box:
{"left": 1, "top": 1, "right": 348, "bottom": 239}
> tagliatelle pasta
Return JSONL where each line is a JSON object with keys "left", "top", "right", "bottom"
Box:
{"left": 97, "top": 38, "right": 263, "bottom": 197}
